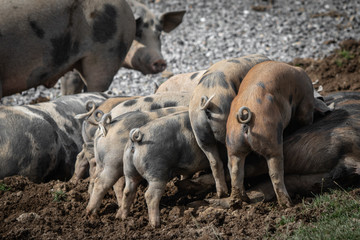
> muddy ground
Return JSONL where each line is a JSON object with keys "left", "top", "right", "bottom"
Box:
{"left": 1, "top": 40, "right": 360, "bottom": 240}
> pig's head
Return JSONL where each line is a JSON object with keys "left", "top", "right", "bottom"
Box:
{"left": 123, "top": 0, "right": 186, "bottom": 74}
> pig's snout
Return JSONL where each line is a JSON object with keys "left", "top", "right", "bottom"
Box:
{"left": 151, "top": 59, "right": 167, "bottom": 73}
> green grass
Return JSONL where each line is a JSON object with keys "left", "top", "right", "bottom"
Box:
{"left": 336, "top": 49, "right": 354, "bottom": 67}
{"left": 52, "top": 190, "right": 67, "bottom": 202}
{"left": 288, "top": 188, "right": 360, "bottom": 240}
{"left": 0, "top": 183, "right": 11, "bottom": 191}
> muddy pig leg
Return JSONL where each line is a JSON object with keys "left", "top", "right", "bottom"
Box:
{"left": 118, "top": 175, "right": 142, "bottom": 219}
{"left": 86, "top": 166, "right": 121, "bottom": 216}
{"left": 145, "top": 181, "right": 167, "bottom": 228}
{"left": 113, "top": 176, "right": 125, "bottom": 208}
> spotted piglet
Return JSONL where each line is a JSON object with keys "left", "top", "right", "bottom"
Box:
{"left": 85, "top": 106, "right": 188, "bottom": 217}
{"left": 120, "top": 111, "right": 210, "bottom": 227}
{"left": 226, "top": 61, "right": 331, "bottom": 207}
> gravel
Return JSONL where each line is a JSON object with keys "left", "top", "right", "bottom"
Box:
{"left": 1, "top": 0, "right": 360, "bottom": 105}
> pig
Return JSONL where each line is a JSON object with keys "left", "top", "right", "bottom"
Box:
{"left": 155, "top": 70, "right": 207, "bottom": 93}
{"left": 70, "top": 96, "right": 139, "bottom": 183}
{"left": 70, "top": 91, "right": 192, "bottom": 182}
{"left": 189, "top": 54, "right": 270, "bottom": 198}
{"left": 86, "top": 106, "right": 188, "bottom": 216}
{"left": 61, "top": 0, "right": 186, "bottom": 95}
{"left": 180, "top": 92, "right": 360, "bottom": 203}
{"left": 0, "top": 92, "right": 108, "bottom": 183}
{"left": 226, "top": 61, "right": 331, "bottom": 207}
{"left": 119, "top": 111, "right": 211, "bottom": 227}
{"left": 0, "top": 0, "right": 135, "bottom": 98}
{"left": 123, "top": 0, "right": 186, "bottom": 74}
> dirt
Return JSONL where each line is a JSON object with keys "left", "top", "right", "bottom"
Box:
{"left": 1, "top": 39, "right": 360, "bottom": 240}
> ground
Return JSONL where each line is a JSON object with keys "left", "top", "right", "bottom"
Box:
{"left": 0, "top": 39, "right": 360, "bottom": 240}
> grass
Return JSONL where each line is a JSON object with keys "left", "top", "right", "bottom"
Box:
{"left": 52, "top": 190, "right": 67, "bottom": 202}
{"left": 0, "top": 183, "right": 11, "bottom": 191}
{"left": 336, "top": 49, "right": 354, "bottom": 67}
{"left": 275, "top": 187, "right": 360, "bottom": 240}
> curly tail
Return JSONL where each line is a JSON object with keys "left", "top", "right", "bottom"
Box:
{"left": 237, "top": 106, "right": 252, "bottom": 124}
{"left": 75, "top": 101, "right": 97, "bottom": 119}
{"left": 129, "top": 128, "right": 143, "bottom": 142}
{"left": 99, "top": 113, "right": 112, "bottom": 137}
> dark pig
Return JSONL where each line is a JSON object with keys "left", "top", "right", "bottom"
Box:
{"left": 0, "top": 93, "right": 108, "bottom": 182}
{"left": 0, "top": 0, "right": 135, "bottom": 98}
{"left": 119, "top": 111, "right": 210, "bottom": 228}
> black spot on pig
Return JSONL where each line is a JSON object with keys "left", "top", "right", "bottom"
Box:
{"left": 143, "top": 22, "right": 149, "bottom": 28}
{"left": 64, "top": 124, "right": 74, "bottom": 135}
{"left": 50, "top": 33, "right": 79, "bottom": 67}
{"left": 121, "top": 137, "right": 128, "bottom": 144}
{"left": 164, "top": 101, "right": 177, "bottom": 107}
{"left": 220, "top": 94, "right": 234, "bottom": 114}
{"left": 192, "top": 121, "right": 216, "bottom": 146}
{"left": 198, "top": 71, "right": 228, "bottom": 89}
{"left": 150, "top": 103, "right": 162, "bottom": 110}
{"left": 155, "top": 24, "right": 162, "bottom": 32}
{"left": 227, "top": 59, "right": 240, "bottom": 64}
{"left": 29, "top": 21, "right": 45, "bottom": 39}
{"left": 257, "top": 82, "right": 266, "bottom": 90}
{"left": 92, "top": 4, "right": 117, "bottom": 43}
{"left": 144, "top": 97, "right": 154, "bottom": 102}
{"left": 257, "top": 98, "right": 262, "bottom": 104}
{"left": 190, "top": 72, "right": 199, "bottom": 80}
{"left": 123, "top": 99, "right": 137, "bottom": 107}
{"left": 123, "top": 113, "right": 150, "bottom": 129}
{"left": 266, "top": 95, "right": 274, "bottom": 103}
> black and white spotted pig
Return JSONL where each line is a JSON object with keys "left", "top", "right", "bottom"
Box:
{"left": 86, "top": 106, "right": 188, "bottom": 217}
{"left": 120, "top": 111, "right": 210, "bottom": 228}
{"left": 61, "top": 0, "right": 186, "bottom": 95}
{"left": 226, "top": 61, "right": 331, "bottom": 207}
{"left": 155, "top": 70, "right": 206, "bottom": 93}
{"left": 70, "top": 96, "right": 139, "bottom": 183}
{"left": 0, "top": 0, "right": 135, "bottom": 98}
{"left": 71, "top": 91, "right": 192, "bottom": 182}
{"left": 0, "top": 93, "right": 108, "bottom": 182}
{"left": 178, "top": 92, "right": 360, "bottom": 204}
{"left": 189, "top": 54, "right": 270, "bottom": 198}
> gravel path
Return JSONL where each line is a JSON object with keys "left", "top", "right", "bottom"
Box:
{"left": 1, "top": 0, "right": 359, "bottom": 105}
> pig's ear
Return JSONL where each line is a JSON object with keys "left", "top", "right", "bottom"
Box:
{"left": 160, "top": 10, "right": 186, "bottom": 33}
{"left": 314, "top": 98, "right": 334, "bottom": 115}
{"left": 200, "top": 94, "right": 215, "bottom": 110}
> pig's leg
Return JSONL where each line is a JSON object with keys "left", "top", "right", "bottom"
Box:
{"left": 228, "top": 152, "right": 250, "bottom": 203}
{"left": 266, "top": 153, "right": 292, "bottom": 207}
{"left": 87, "top": 157, "right": 98, "bottom": 196}
{"left": 113, "top": 176, "right": 125, "bottom": 208}
{"left": 201, "top": 146, "right": 228, "bottom": 198}
{"left": 86, "top": 166, "right": 121, "bottom": 216}
{"left": 145, "top": 181, "right": 166, "bottom": 228}
{"left": 69, "top": 148, "right": 88, "bottom": 183}
{"left": 118, "top": 175, "right": 142, "bottom": 219}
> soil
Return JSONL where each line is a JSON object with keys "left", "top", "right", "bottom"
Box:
{"left": 1, "top": 39, "right": 360, "bottom": 240}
